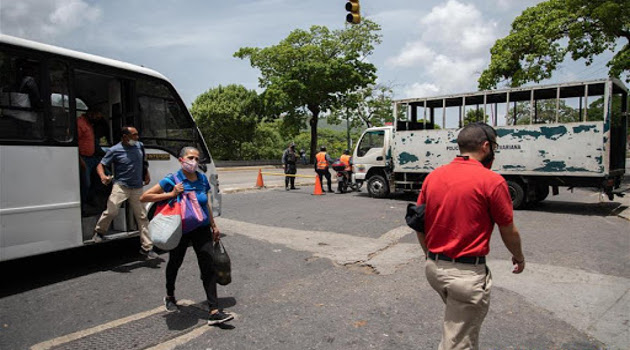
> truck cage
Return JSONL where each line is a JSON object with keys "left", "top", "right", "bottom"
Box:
{"left": 393, "top": 78, "right": 627, "bottom": 131}
{"left": 385, "top": 78, "right": 628, "bottom": 204}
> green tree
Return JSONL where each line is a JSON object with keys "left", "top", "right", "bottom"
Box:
{"left": 234, "top": 21, "right": 382, "bottom": 163}
{"left": 479, "top": 0, "right": 630, "bottom": 89}
{"left": 587, "top": 95, "right": 629, "bottom": 127}
{"left": 241, "top": 119, "right": 285, "bottom": 160}
{"left": 191, "top": 84, "right": 260, "bottom": 160}
{"left": 463, "top": 109, "right": 488, "bottom": 126}
{"left": 506, "top": 99, "right": 579, "bottom": 125}
{"left": 328, "top": 84, "right": 394, "bottom": 129}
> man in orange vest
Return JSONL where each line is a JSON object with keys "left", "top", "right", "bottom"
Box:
{"left": 337, "top": 149, "right": 353, "bottom": 193}
{"left": 315, "top": 146, "right": 334, "bottom": 193}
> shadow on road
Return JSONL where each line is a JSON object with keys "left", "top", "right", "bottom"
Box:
{"left": 0, "top": 239, "right": 163, "bottom": 298}
{"left": 523, "top": 199, "right": 623, "bottom": 216}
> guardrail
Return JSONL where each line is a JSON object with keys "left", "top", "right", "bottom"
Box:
{"left": 214, "top": 159, "right": 311, "bottom": 167}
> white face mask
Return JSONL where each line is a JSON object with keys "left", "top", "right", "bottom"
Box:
{"left": 182, "top": 159, "right": 198, "bottom": 173}
{"left": 127, "top": 139, "right": 137, "bottom": 146}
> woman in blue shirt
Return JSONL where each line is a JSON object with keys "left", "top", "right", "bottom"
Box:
{"left": 141, "top": 147, "right": 233, "bottom": 325}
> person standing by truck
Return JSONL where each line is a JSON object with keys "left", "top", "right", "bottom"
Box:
{"left": 282, "top": 142, "right": 298, "bottom": 190}
{"left": 415, "top": 122, "right": 525, "bottom": 350}
{"left": 315, "top": 146, "right": 334, "bottom": 193}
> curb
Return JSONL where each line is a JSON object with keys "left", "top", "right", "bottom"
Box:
{"left": 216, "top": 165, "right": 280, "bottom": 172}
{"left": 221, "top": 181, "right": 316, "bottom": 194}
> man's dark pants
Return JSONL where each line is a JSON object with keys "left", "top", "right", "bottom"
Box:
{"left": 316, "top": 169, "right": 332, "bottom": 191}
{"left": 285, "top": 163, "right": 297, "bottom": 189}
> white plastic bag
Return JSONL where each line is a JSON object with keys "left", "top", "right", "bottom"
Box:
{"left": 149, "top": 204, "right": 182, "bottom": 251}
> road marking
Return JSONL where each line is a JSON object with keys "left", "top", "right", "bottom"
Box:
{"left": 31, "top": 300, "right": 195, "bottom": 350}
{"left": 146, "top": 313, "right": 239, "bottom": 350}
{"left": 217, "top": 217, "right": 630, "bottom": 349}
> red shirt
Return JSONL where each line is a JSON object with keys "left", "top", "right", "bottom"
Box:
{"left": 77, "top": 115, "right": 95, "bottom": 156}
{"left": 417, "top": 156, "right": 513, "bottom": 258}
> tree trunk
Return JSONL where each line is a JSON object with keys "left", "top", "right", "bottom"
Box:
{"left": 308, "top": 104, "right": 320, "bottom": 164}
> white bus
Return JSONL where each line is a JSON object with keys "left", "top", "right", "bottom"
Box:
{"left": 0, "top": 34, "right": 222, "bottom": 262}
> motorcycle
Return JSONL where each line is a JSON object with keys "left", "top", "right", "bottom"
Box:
{"left": 332, "top": 161, "right": 361, "bottom": 193}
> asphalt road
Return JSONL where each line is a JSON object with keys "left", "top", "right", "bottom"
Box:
{"left": 0, "top": 175, "right": 628, "bottom": 350}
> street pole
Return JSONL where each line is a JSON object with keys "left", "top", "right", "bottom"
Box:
{"left": 346, "top": 114, "right": 351, "bottom": 150}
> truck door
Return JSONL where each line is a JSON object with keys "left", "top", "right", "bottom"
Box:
{"left": 353, "top": 129, "right": 388, "bottom": 180}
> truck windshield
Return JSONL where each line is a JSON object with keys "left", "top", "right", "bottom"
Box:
{"left": 357, "top": 130, "right": 385, "bottom": 157}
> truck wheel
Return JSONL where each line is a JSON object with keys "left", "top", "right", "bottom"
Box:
{"left": 367, "top": 175, "right": 389, "bottom": 198}
{"left": 534, "top": 185, "right": 549, "bottom": 202}
{"left": 506, "top": 180, "right": 525, "bottom": 209}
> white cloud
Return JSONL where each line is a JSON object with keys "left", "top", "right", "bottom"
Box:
{"left": 419, "top": 0, "right": 497, "bottom": 55}
{"left": 385, "top": 41, "right": 435, "bottom": 67}
{"left": 385, "top": 0, "right": 498, "bottom": 96}
{"left": 427, "top": 54, "right": 485, "bottom": 90}
{"left": 1, "top": 0, "right": 102, "bottom": 40}
{"left": 402, "top": 82, "right": 441, "bottom": 98}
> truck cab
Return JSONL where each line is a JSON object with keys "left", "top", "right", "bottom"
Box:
{"left": 352, "top": 126, "right": 393, "bottom": 198}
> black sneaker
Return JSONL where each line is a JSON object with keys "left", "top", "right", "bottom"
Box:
{"left": 140, "top": 249, "right": 159, "bottom": 259}
{"left": 207, "top": 311, "right": 234, "bottom": 325}
{"left": 92, "top": 232, "right": 105, "bottom": 243}
{"left": 164, "top": 296, "right": 178, "bottom": 312}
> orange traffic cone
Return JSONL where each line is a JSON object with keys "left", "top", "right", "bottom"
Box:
{"left": 256, "top": 169, "right": 265, "bottom": 188}
{"left": 312, "top": 175, "right": 324, "bottom": 195}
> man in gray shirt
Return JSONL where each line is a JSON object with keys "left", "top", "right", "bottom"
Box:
{"left": 92, "top": 126, "right": 157, "bottom": 259}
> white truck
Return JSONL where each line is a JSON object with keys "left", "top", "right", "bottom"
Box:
{"left": 352, "top": 78, "right": 628, "bottom": 209}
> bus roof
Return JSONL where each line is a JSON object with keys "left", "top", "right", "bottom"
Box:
{"left": 0, "top": 34, "right": 169, "bottom": 82}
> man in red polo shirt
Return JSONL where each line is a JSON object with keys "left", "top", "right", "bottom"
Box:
{"left": 416, "top": 122, "right": 525, "bottom": 350}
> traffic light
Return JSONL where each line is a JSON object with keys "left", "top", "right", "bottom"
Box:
{"left": 345, "top": 0, "right": 360, "bottom": 24}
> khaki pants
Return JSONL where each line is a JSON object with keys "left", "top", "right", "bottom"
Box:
{"left": 425, "top": 259, "right": 492, "bottom": 350}
{"left": 95, "top": 183, "right": 152, "bottom": 251}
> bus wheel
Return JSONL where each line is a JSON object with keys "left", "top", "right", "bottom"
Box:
{"left": 534, "top": 185, "right": 549, "bottom": 202}
{"left": 506, "top": 180, "right": 525, "bottom": 209}
{"left": 367, "top": 175, "right": 389, "bottom": 198}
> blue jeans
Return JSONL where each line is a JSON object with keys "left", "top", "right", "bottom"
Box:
{"left": 81, "top": 156, "right": 101, "bottom": 203}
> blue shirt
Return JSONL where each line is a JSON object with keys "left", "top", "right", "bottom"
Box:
{"left": 100, "top": 142, "right": 145, "bottom": 189}
{"left": 159, "top": 170, "right": 211, "bottom": 228}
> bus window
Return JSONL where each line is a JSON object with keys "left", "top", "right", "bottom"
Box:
{"left": 49, "top": 60, "right": 73, "bottom": 142}
{"left": 0, "top": 53, "right": 45, "bottom": 140}
{"left": 137, "top": 78, "right": 207, "bottom": 161}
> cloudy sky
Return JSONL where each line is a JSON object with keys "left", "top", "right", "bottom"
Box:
{"left": 0, "top": 0, "right": 617, "bottom": 106}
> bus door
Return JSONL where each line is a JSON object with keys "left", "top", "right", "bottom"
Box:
{"left": 74, "top": 69, "right": 137, "bottom": 241}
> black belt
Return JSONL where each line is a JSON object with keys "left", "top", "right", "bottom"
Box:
{"left": 428, "top": 251, "right": 485, "bottom": 265}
